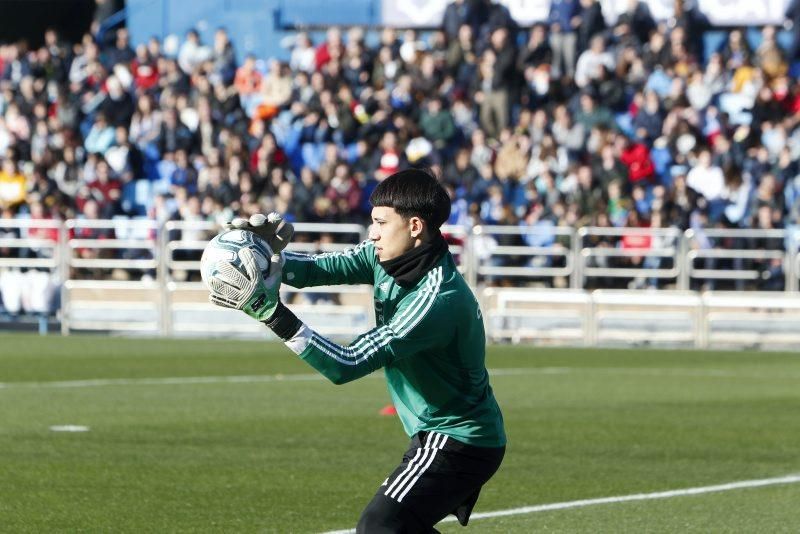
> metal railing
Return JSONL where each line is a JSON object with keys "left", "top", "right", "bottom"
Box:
{"left": 0, "top": 218, "right": 62, "bottom": 271}
{"left": 6, "top": 220, "right": 797, "bottom": 296}
{"left": 685, "top": 228, "right": 792, "bottom": 291}
{"left": 576, "top": 227, "right": 684, "bottom": 289}
{"left": 64, "top": 218, "right": 160, "bottom": 275}
{"left": 471, "top": 225, "right": 575, "bottom": 288}
{"left": 163, "top": 220, "right": 218, "bottom": 282}
{"left": 4, "top": 218, "right": 800, "bottom": 346}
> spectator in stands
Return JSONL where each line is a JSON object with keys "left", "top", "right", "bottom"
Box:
{"left": 475, "top": 28, "right": 515, "bottom": 139}
{"left": 446, "top": 24, "right": 479, "bottom": 96}
{"left": 70, "top": 198, "right": 114, "bottom": 278}
{"left": 68, "top": 38, "right": 94, "bottom": 85}
{"left": 442, "top": 0, "right": 474, "bottom": 42}
{"left": 371, "top": 131, "right": 406, "bottom": 181}
{"left": 720, "top": 29, "right": 752, "bottom": 71}
{"left": 420, "top": 97, "right": 456, "bottom": 152}
{"left": 211, "top": 28, "right": 237, "bottom": 85}
{"left": 52, "top": 145, "right": 82, "bottom": 203}
{"left": 106, "top": 126, "right": 143, "bottom": 184}
{"left": 107, "top": 28, "right": 135, "bottom": 68}
{"left": 25, "top": 199, "right": 59, "bottom": 254}
{"left": 575, "top": 92, "right": 614, "bottom": 130}
{"left": 256, "top": 60, "right": 292, "bottom": 121}
{"left": 101, "top": 74, "right": 135, "bottom": 127}
{"left": 443, "top": 147, "right": 480, "bottom": 197}
{"left": 632, "top": 91, "right": 664, "bottom": 143}
{"left": 170, "top": 149, "right": 198, "bottom": 195}
{"left": 4, "top": 102, "right": 30, "bottom": 143}
{"left": 518, "top": 23, "right": 552, "bottom": 75}
{"left": 158, "top": 108, "right": 193, "bottom": 155}
{"left": 575, "top": 35, "right": 615, "bottom": 88}
{"left": 289, "top": 32, "right": 316, "bottom": 74}
{"left": 129, "top": 94, "right": 161, "bottom": 154}
{"left": 593, "top": 143, "right": 627, "bottom": 189}
{"left": 86, "top": 158, "right": 122, "bottom": 217}
{"left": 84, "top": 113, "right": 115, "bottom": 155}
{"left": 616, "top": 0, "right": 656, "bottom": 47}
{"left": 178, "top": 29, "right": 211, "bottom": 75}
{"left": 131, "top": 44, "right": 159, "bottom": 91}
{"left": 234, "top": 54, "right": 262, "bottom": 116}
{"left": 0, "top": 157, "right": 26, "bottom": 210}
{"left": 548, "top": 0, "right": 580, "bottom": 78}
{"left": 687, "top": 148, "right": 725, "bottom": 219}
{"left": 576, "top": 0, "right": 606, "bottom": 55}
{"left": 315, "top": 26, "right": 344, "bottom": 72}
{"left": 28, "top": 165, "right": 60, "bottom": 209}
{"left": 5, "top": 10, "right": 800, "bottom": 294}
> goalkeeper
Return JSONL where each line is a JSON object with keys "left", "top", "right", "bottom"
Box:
{"left": 209, "top": 169, "right": 505, "bottom": 532}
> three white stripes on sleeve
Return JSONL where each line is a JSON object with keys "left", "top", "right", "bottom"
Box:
{"left": 383, "top": 432, "right": 449, "bottom": 503}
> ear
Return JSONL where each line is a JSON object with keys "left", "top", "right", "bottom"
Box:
{"left": 408, "top": 216, "right": 425, "bottom": 239}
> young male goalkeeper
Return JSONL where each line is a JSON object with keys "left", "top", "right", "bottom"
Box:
{"left": 208, "top": 169, "right": 506, "bottom": 532}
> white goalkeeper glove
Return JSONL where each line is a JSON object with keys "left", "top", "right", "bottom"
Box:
{"left": 208, "top": 246, "right": 284, "bottom": 322}
{"left": 212, "top": 212, "right": 304, "bottom": 339}
{"left": 225, "top": 212, "right": 294, "bottom": 255}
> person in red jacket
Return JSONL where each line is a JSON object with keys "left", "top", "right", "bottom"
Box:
{"left": 618, "top": 135, "right": 654, "bottom": 184}
{"left": 314, "top": 27, "right": 344, "bottom": 72}
{"left": 131, "top": 44, "right": 159, "bottom": 91}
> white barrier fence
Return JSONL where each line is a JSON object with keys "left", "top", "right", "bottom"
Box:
{"left": 482, "top": 288, "right": 800, "bottom": 349}
{"left": 2, "top": 218, "right": 800, "bottom": 347}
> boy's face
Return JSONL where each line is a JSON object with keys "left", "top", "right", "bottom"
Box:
{"left": 369, "top": 206, "right": 420, "bottom": 262}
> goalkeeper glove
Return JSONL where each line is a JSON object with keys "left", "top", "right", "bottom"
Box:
{"left": 225, "top": 212, "right": 294, "bottom": 255}
{"left": 208, "top": 246, "right": 283, "bottom": 321}
{"left": 210, "top": 215, "right": 304, "bottom": 340}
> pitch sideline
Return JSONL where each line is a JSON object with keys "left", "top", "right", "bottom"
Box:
{"left": 321, "top": 473, "right": 800, "bottom": 534}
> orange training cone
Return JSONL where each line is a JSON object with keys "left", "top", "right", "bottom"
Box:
{"left": 379, "top": 404, "right": 398, "bottom": 416}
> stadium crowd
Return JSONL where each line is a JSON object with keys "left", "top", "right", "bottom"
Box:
{"left": 2, "top": 0, "right": 800, "bottom": 298}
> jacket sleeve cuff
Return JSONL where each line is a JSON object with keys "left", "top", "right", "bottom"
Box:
{"left": 284, "top": 323, "right": 313, "bottom": 355}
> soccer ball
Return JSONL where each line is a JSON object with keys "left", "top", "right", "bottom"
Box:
{"left": 200, "top": 229, "right": 274, "bottom": 291}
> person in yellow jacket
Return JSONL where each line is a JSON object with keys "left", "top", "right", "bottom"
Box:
{"left": 0, "top": 159, "right": 27, "bottom": 210}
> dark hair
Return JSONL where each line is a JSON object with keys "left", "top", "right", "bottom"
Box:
{"left": 370, "top": 168, "right": 451, "bottom": 231}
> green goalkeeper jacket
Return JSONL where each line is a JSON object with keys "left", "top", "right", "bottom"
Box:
{"left": 281, "top": 240, "right": 506, "bottom": 448}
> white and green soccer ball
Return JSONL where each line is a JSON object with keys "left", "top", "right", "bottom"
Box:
{"left": 200, "top": 229, "right": 274, "bottom": 291}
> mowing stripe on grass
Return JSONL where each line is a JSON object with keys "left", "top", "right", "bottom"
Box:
{"left": 1, "top": 366, "right": 795, "bottom": 390}
{"left": 322, "top": 473, "right": 800, "bottom": 533}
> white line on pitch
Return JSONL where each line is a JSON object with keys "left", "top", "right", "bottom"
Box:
{"left": 321, "top": 473, "right": 800, "bottom": 534}
{"left": 0, "top": 366, "right": 795, "bottom": 390}
{"left": 0, "top": 373, "right": 327, "bottom": 389}
{"left": 491, "top": 367, "right": 800, "bottom": 380}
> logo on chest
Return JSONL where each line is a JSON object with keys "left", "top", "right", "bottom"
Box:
{"left": 374, "top": 299, "right": 386, "bottom": 325}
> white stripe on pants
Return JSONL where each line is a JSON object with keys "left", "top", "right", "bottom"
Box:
{"left": 384, "top": 432, "right": 448, "bottom": 502}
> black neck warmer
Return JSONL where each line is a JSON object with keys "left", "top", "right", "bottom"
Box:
{"left": 379, "top": 234, "right": 449, "bottom": 288}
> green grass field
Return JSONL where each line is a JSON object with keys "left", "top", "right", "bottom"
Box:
{"left": 1, "top": 333, "right": 799, "bottom": 533}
